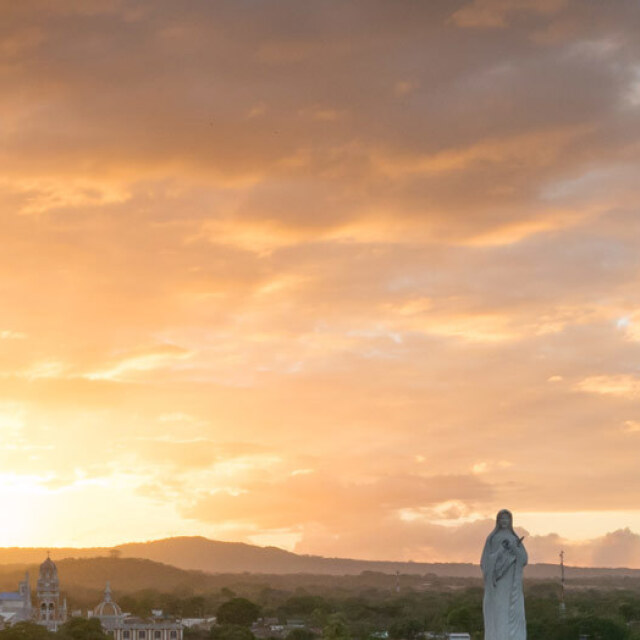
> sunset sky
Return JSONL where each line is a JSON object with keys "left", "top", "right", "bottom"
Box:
{"left": 2, "top": 0, "right": 640, "bottom": 568}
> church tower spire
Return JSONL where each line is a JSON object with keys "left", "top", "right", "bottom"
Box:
{"left": 36, "top": 554, "right": 65, "bottom": 631}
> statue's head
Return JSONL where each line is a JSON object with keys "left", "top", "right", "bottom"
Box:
{"left": 496, "top": 509, "right": 513, "bottom": 530}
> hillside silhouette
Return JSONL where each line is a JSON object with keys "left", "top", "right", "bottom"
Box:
{"left": 0, "top": 557, "right": 210, "bottom": 594}
{"left": 1, "top": 537, "right": 640, "bottom": 580}
{"left": 0, "top": 537, "right": 480, "bottom": 576}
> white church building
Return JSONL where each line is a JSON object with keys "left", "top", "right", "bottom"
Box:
{"left": 0, "top": 554, "right": 67, "bottom": 630}
{"left": 92, "top": 583, "right": 183, "bottom": 640}
{"left": 0, "top": 572, "right": 32, "bottom": 626}
{"left": 0, "top": 556, "right": 182, "bottom": 640}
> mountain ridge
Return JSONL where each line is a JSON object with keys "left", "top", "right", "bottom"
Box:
{"left": 0, "top": 536, "right": 638, "bottom": 579}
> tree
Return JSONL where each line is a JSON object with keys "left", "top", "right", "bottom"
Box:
{"left": 0, "top": 622, "right": 55, "bottom": 640}
{"left": 446, "top": 604, "right": 482, "bottom": 634}
{"left": 323, "top": 614, "right": 351, "bottom": 640}
{"left": 281, "top": 597, "right": 332, "bottom": 618}
{"left": 216, "top": 598, "right": 261, "bottom": 627}
{"left": 569, "top": 616, "right": 629, "bottom": 640}
{"left": 57, "top": 618, "right": 111, "bottom": 640}
{"left": 210, "top": 625, "right": 256, "bottom": 640}
{"left": 388, "top": 619, "right": 423, "bottom": 640}
{"left": 286, "top": 630, "right": 316, "bottom": 640}
{"left": 185, "top": 628, "right": 210, "bottom": 640}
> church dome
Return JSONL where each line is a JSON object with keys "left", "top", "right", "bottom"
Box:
{"left": 95, "top": 601, "right": 122, "bottom": 617}
{"left": 94, "top": 583, "right": 123, "bottom": 619}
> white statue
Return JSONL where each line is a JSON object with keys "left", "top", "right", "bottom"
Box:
{"left": 481, "top": 509, "right": 527, "bottom": 640}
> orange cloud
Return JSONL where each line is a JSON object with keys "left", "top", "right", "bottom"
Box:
{"left": 0, "top": 0, "right": 640, "bottom": 562}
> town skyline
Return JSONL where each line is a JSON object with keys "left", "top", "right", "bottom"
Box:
{"left": 2, "top": 1, "right": 640, "bottom": 566}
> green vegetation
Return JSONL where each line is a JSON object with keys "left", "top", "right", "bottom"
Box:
{"left": 0, "top": 619, "right": 110, "bottom": 640}
{"left": 88, "top": 580, "right": 640, "bottom": 639}
{"left": 210, "top": 625, "right": 256, "bottom": 640}
{"left": 322, "top": 614, "right": 350, "bottom": 640}
{"left": 285, "top": 629, "right": 316, "bottom": 640}
{"left": 216, "top": 599, "right": 261, "bottom": 627}
{"left": 57, "top": 619, "right": 111, "bottom": 640}
{"left": 0, "top": 623, "right": 54, "bottom": 640}
{"left": 4, "top": 572, "right": 640, "bottom": 640}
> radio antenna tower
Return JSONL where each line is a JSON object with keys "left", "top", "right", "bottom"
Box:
{"left": 559, "top": 550, "right": 566, "bottom": 616}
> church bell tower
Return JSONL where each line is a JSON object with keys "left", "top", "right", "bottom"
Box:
{"left": 36, "top": 553, "right": 66, "bottom": 630}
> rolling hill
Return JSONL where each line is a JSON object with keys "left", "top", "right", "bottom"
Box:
{"left": 1, "top": 536, "right": 640, "bottom": 580}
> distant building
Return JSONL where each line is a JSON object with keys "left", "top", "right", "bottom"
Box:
{"left": 0, "top": 572, "right": 32, "bottom": 625}
{"left": 93, "top": 582, "right": 183, "bottom": 640}
{"left": 252, "top": 618, "right": 311, "bottom": 640}
{"left": 2, "top": 558, "right": 186, "bottom": 640}
{"left": 180, "top": 618, "right": 216, "bottom": 630}
{"left": 93, "top": 583, "right": 125, "bottom": 631}
{"left": 115, "top": 618, "right": 182, "bottom": 640}
{"left": 35, "top": 554, "right": 67, "bottom": 631}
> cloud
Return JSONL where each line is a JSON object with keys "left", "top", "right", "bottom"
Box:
{"left": 83, "top": 343, "right": 193, "bottom": 382}
{"left": 452, "top": 0, "right": 567, "bottom": 29}
{"left": 590, "top": 529, "right": 640, "bottom": 568}
{"left": 0, "top": 330, "right": 27, "bottom": 340}
{"left": 575, "top": 375, "right": 640, "bottom": 398}
{"left": 177, "top": 471, "right": 499, "bottom": 560}
{"left": 0, "top": 0, "right": 640, "bottom": 556}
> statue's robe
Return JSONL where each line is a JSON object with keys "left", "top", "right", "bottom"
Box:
{"left": 481, "top": 530, "right": 527, "bottom": 640}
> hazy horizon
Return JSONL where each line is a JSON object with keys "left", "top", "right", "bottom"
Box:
{"left": 2, "top": 0, "right": 640, "bottom": 568}
{"left": 0, "top": 534, "right": 637, "bottom": 571}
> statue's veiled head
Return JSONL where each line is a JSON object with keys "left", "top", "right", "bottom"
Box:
{"left": 496, "top": 509, "right": 513, "bottom": 530}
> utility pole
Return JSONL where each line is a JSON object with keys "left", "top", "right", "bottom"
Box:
{"left": 559, "top": 550, "right": 566, "bottom": 617}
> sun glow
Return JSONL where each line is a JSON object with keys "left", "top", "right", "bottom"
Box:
{"left": 1, "top": 0, "right": 639, "bottom": 566}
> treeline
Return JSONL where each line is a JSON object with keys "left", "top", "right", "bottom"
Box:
{"left": 0, "top": 619, "right": 111, "bottom": 640}
{"left": 185, "top": 585, "right": 640, "bottom": 640}
{"left": 6, "top": 582, "right": 640, "bottom": 640}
